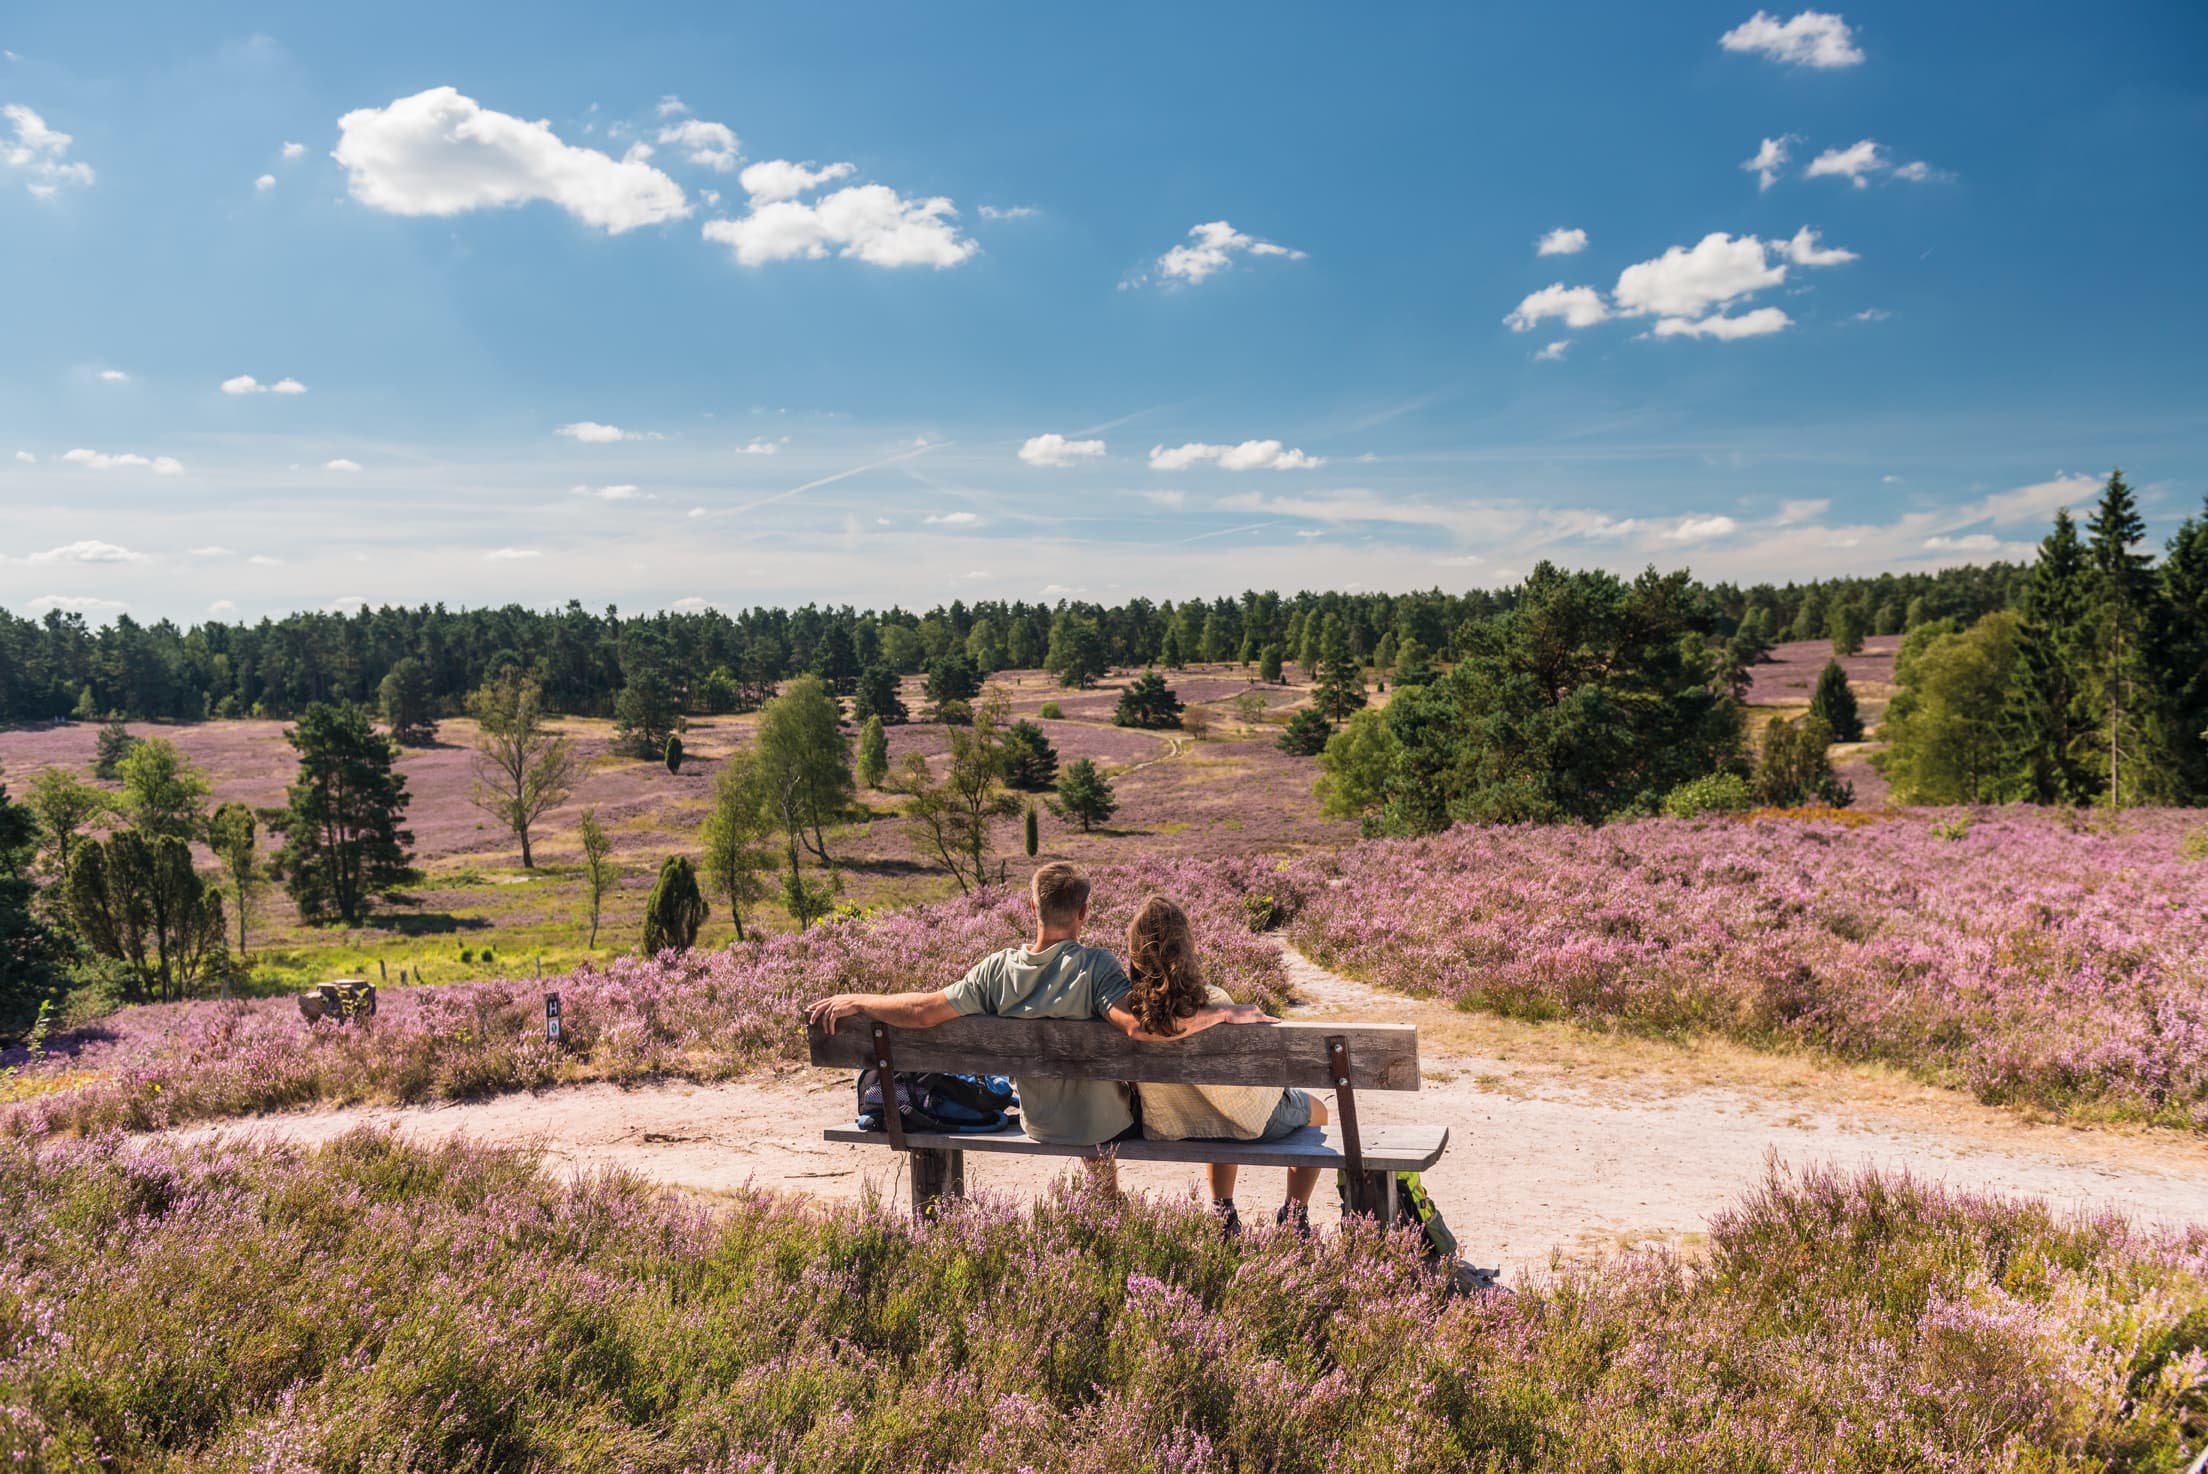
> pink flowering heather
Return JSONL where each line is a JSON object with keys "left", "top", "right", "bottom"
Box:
{"left": 5, "top": 855, "right": 1291, "bottom": 1135}
{"left": 1287, "top": 810, "right": 2208, "bottom": 1128}
{"left": 0, "top": 1133, "right": 2199, "bottom": 1467}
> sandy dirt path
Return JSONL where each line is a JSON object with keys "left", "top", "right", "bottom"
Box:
{"left": 174, "top": 946, "right": 2208, "bottom": 1278}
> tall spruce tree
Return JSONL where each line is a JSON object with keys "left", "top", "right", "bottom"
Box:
{"left": 2085, "top": 469, "right": 2168, "bottom": 806}
{"left": 1806, "top": 659, "right": 1863, "bottom": 742}
{"left": 1998, "top": 508, "right": 2100, "bottom": 804}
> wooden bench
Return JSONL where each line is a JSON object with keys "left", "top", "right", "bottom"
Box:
{"left": 808, "top": 1013, "right": 1445, "bottom": 1221}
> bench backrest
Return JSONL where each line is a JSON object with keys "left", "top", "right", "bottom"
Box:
{"left": 807, "top": 1016, "right": 1420, "bottom": 1091}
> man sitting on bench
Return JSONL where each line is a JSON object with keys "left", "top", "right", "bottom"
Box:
{"left": 806, "top": 861, "right": 1269, "bottom": 1171}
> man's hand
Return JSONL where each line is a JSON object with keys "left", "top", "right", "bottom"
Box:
{"left": 808, "top": 994, "right": 869, "bottom": 1035}
{"left": 1222, "top": 1003, "right": 1277, "bottom": 1025}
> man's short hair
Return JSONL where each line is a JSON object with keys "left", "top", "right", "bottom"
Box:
{"left": 1031, "top": 862, "right": 1090, "bottom": 927}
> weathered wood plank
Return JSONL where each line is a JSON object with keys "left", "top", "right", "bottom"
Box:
{"left": 821, "top": 1122, "right": 1449, "bottom": 1173}
{"left": 807, "top": 1015, "right": 1421, "bottom": 1090}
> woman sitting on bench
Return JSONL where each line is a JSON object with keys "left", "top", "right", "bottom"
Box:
{"left": 1122, "top": 895, "right": 1330, "bottom": 1236}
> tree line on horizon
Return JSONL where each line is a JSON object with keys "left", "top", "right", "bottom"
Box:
{"left": 0, "top": 563, "right": 2032, "bottom": 730}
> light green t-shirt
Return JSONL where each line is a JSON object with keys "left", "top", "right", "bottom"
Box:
{"left": 943, "top": 940, "right": 1133, "bottom": 1145}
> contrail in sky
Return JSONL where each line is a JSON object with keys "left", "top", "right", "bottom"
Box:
{"left": 706, "top": 442, "right": 942, "bottom": 520}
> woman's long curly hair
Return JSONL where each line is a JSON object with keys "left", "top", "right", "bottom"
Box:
{"left": 1126, "top": 895, "right": 1206, "bottom": 1037}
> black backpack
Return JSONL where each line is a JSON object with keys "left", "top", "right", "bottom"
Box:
{"left": 857, "top": 1069, "right": 1018, "bottom": 1135}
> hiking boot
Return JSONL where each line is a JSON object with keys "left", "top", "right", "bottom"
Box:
{"left": 1212, "top": 1198, "right": 1241, "bottom": 1237}
{"left": 1276, "top": 1201, "right": 1312, "bottom": 1239}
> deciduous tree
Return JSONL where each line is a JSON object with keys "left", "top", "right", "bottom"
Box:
{"left": 700, "top": 750, "right": 775, "bottom": 941}
{"left": 116, "top": 737, "right": 210, "bottom": 841}
{"left": 577, "top": 807, "right": 617, "bottom": 949}
{"left": 378, "top": 657, "right": 439, "bottom": 746}
{"left": 466, "top": 671, "right": 578, "bottom": 870}
{"left": 206, "top": 801, "right": 261, "bottom": 961}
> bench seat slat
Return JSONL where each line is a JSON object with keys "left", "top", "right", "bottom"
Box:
{"left": 808, "top": 1017, "right": 1421, "bottom": 1090}
{"left": 821, "top": 1123, "right": 1448, "bottom": 1173}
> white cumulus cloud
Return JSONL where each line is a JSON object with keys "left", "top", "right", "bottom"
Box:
{"left": 1742, "top": 135, "right": 1795, "bottom": 191}
{"left": 705, "top": 176, "right": 976, "bottom": 269}
{"left": 556, "top": 420, "right": 650, "bottom": 442}
{"left": 1149, "top": 440, "right": 1324, "bottom": 472}
{"left": 12, "top": 451, "right": 33, "bottom": 463}
{"left": 1018, "top": 433, "right": 1107, "bottom": 467}
{"left": 1653, "top": 308, "right": 1795, "bottom": 339}
{"left": 1718, "top": 10, "right": 1864, "bottom": 68}
{"left": 925, "top": 511, "right": 981, "bottom": 526}
{"left": 741, "top": 436, "right": 788, "bottom": 455}
{"left": 573, "top": 483, "right": 648, "bottom": 500}
{"left": 978, "top": 204, "right": 1038, "bottom": 220}
{"left": 1152, "top": 220, "right": 1306, "bottom": 286}
{"left": 1534, "top": 340, "right": 1571, "bottom": 361}
{"left": 222, "top": 374, "right": 307, "bottom": 395}
{"left": 281, "top": 141, "right": 305, "bottom": 160}
{"left": 657, "top": 117, "right": 740, "bottom": 173}
{"left": 1806, "top": 138, "right": 1885, "bottom": 188}
{"left": 62, "top": 447, "right": 183, "bottom": 474}
{"left": 485, "top": 547, "right": 542, "bottom": 560}
{"left": 324, "top": 458, "right": 362, "bottom": 472}
{"left": 255, "top": 173, "right": 276, "bottom": 191}
{"left": 333, "top": 86, "right": 691, "bottom": 234}
{"left": 1777, "top": 226, "right": 1857, "bottom": 265}
{"left": 1505, "top": 283, "right": 1611, "bottom": 332}
{"left": 736, "top": 158, "right": 853, "bottom": 203}
{"left": 1613, "top": 233, "right": 1786, "bottom": 319}
{"left": 2, "top": 103, "right": 94, "bottom": 197}
{"left": 98, "top": 369, "right": 128, "bottom": 383}
{"left": 1536, "top": 227, "right": 1588, "bottom": 256}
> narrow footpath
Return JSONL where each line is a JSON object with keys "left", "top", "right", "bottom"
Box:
{"left": 174, "top": 943, "right": 2208, "bottom": 1277}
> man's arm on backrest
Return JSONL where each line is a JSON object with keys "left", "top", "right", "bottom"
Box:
{"left": 1103, "top": 999, "right": 1276, "bottom": 1044}
{"left": 807, "top": 990, "right": 960, "bottom": 1035}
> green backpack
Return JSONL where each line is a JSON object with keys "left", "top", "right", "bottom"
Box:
{"left": 1337, "top": 1170, "right": 1501, "bottom": 1293}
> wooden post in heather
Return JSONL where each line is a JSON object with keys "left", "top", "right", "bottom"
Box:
{"left": 545, "top": 992, "right": 562, "bottom": 1049}
{"left": 910, "top": 1148, "right": 963, "bottom": 1217}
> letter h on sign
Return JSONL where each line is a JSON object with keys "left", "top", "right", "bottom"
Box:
{"left": 545, "top": 992, "right": 562, "bottom": 1044}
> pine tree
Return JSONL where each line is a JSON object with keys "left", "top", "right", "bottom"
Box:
{"left": 1114, "top": 668, "right": 1184, "bottom": 729}
{"left": 2086, "top": 469, "right": 2168, "bottom": 806}
{"left": 852, "top": 664, "right": 907, "bottom": 725}
{"left": 1277, "top": 708, "right": 1333, "bottom": 757}
{"left": 377, "top": 657, "right": 438, "bottom": 746}
{"left": 1998, "top": 508, "right": 2100, "bottom": 804}
{"left": 1023, "top": 802, "right": 1039, "bottom": 857}
{"left": 1806, "top": 659, "right": 1863, "bottom": 742}
{"left": 1050, "top": 758, "right": 1117, "bottom": 832}
{"left": 1000, "top": 719, "right": 1059, "bottom": 790}
{"left": 1313, "top": 623, "right": 1369, "bottom": 722}
{"left": 92, "top": 720, "right": 137, "bottom": 780}
{"left": 641, "top": 855, "right": 708, "bottom": 953}
{"left": 1258, "top": 645, "right": 1285, "bottom": 684}
{"left": 268, "top": 703, "right": 414, "bottom": 926}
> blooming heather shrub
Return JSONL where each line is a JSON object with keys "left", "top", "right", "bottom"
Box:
{"left": 1288, "top": 812, "right": 2208, "bottom": 1128}
{"left": 0, "top": 1135, "right": 2200, "bottom": 1468}
{"left": 6, "top": 856, "right": 1290, "bottom": 1135}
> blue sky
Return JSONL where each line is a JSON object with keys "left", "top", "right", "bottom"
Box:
{"left": 3, "top": 2, "right": 2205, "bottom": 624}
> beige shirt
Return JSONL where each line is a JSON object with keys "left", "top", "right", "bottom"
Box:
{"left": 1137, "top": 987, "right": 1285, "bottom": 1141}
{"left": 943, "top": 939, "right": 1133, "bottom": 1145}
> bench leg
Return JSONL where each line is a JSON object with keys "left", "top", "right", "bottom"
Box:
{"left": 1345, "top": 1169, "right": 1396, "bottom": 1223}
{"left": 910, "top": 1147, "right": 964, "bottom": 1220}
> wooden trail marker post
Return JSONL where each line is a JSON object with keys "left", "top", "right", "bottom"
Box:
{"left": 545, "top": 992, "right": 562, "bottom": 1047}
